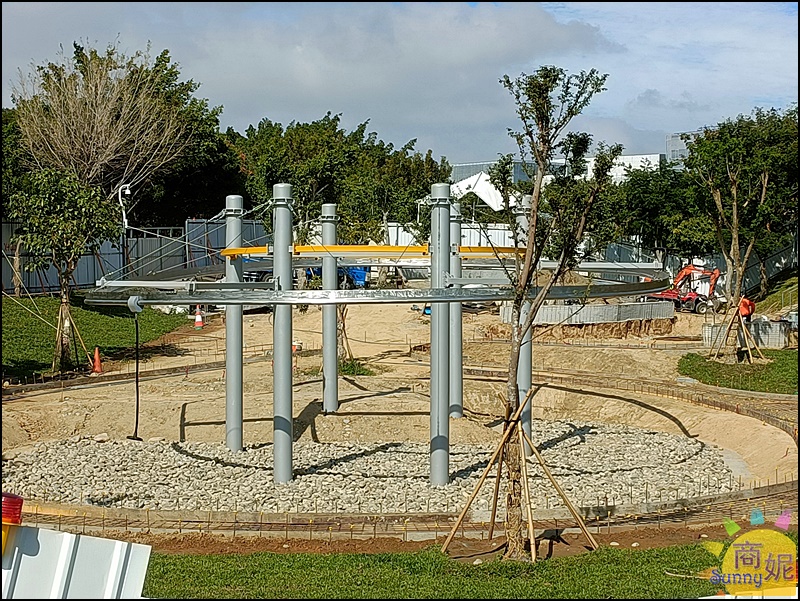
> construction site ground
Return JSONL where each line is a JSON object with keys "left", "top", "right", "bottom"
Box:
{"left": 2, "top": 300, "right": 797, "bottom": 561}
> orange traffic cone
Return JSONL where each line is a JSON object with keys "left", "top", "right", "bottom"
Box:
{"left": 194, "top": 305, "right": 204, "bottom": 330}
{"left": 90, "top": 346, "right": 102, "bottom": 375}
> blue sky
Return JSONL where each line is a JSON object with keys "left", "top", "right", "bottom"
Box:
{"left": 2, "top": 2, "right": 797, "bottom": 164}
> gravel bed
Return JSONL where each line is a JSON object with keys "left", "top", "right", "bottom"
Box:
{"left": 2, "top": 418, "right": 734, "bottom": 518}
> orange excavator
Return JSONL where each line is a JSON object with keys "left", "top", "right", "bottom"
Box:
{"left": 641, "top": 265, "right": 727, "bottom": 314}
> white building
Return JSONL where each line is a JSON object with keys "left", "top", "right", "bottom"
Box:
{"left": 666, "top": 130, "right": 703, "bottom": 163}
{"left": 584, "top": 153, "right": 666, "bottom": 184}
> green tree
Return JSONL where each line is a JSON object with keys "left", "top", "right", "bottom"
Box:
{"left": 616, "top": 160, "right": 716, "bottom": 264}
{"left": 7, "top": 169, "right": 119, "bottom": 370}
{"left": 682, "top": 105, "right": 798, "bottom": 305}
{"left": 340, "top": 141, "right": 450, "bottom": 246}
{"left": 2, "top": 108, "right": 33, "bottom": 296}
{"left": 234, "top": 112, "right": 450, "bottom": 247}
{"left": 11, "top": 41, "right": 223, "bottom": 225}
{"left": 497, "top": 65, "right": 623, "bottom": 561}
{"left": 1, "top": 108, "right": 29, "bottom": 212}
{"left": 237, "top": 113, "right": 362, "bottom": 243}
{"left": 134, "top": 108, "right": 244, "bottom": 227}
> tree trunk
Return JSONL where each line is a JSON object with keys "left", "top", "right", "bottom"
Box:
{"left": 376, "top": 211, "right": 391, "bottom": 287}
{"left": 758, "top": 258, "right": 768, "bottom": 299}
{"left": 503, "top": 429, "right": 526, "bottom": 559}
{"left": 503, "top": 299, "right": 527, "bottom": 561}
{"left": 337, "top": 305, "right": 352, "bottom": 363}
{"left": 13, "top": 242, "right": 22, "bottom": 297}
{"left": 58, "top": 287, "right": 72, "bottom": 372}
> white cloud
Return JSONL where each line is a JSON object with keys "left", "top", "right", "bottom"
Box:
{"left": 2, "top": 2, "right": 797, "bottom": 164}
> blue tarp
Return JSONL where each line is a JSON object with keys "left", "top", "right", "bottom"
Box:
{"left": 348, "top": 267, "right": 369, "bottom": 288}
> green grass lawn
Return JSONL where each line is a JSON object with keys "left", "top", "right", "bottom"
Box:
{"left": 754, "top": 274, "right": 797, "bottom": 315}
{"left": 678, "top": 349, "right": 798, "bottom": 395}
{"left": 142, "top": 544, "right": 722, "bottom": 599}
{"left": 1, "top": 292, "right": 188, "bottom": 381}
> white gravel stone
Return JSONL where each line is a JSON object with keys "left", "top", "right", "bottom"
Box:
{"left": 1, "top": 418, "right": 734, "bottom": 515}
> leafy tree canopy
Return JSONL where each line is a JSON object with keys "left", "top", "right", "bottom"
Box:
{"left": 683, "top": 104, "right": 798, "bottom": 302}
{"left": 232, "top": 112, "right": 450, "bottom": 244}
{"left": 7, "top": 168, "right": 118, "bottom": 296}
{"left": 616, "top": 159, "right": 716, "bottom": 262}
{"left": 11, "top": 40, "right": 229, "bottom": 227}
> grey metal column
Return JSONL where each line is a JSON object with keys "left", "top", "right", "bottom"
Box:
{"left": 448, "top": 200, "right": 463, "bottom": 419}
{"left": 321, "top": 203, "right": 339, "bottom": 413}
{"left": 225, "top": 195, "right": 244, "bottom": 451}
{"left": 272, "top": 184, "right": 294, "bottom": 484}
{"left": 429, "top": 183, "right": 450, "bottom": 486}
{"left": 515, "top": 194, "right": 533, "bottom": 455}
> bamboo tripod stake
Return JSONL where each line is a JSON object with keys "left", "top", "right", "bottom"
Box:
{"left": 517, "top": 423, "right": 537, "bottom": 562}
{"left": 488, "top": 403, "right": 512, "bottom": 540}
{"left": 710, "top": 307, "right": 739, "bottom": 360}
{"left": 520, "top": 428, "right": 599, "bottom": 550}
{"left": 441, "top": 382, "right": 599, "bottom": 556}
{"left": 738, "top": 311, "right": 764, "bottom": 360}
{"left": 710, "top": 306, "right": 763, "bottom": 362}
{"left": 487, "top": 450, "right": 503, "bottom": 541}
{"left": 52, "top": 303, "right": 92, "bottom": 372}
{"left": 440, "top": 386, "right": 536, "bottom": 554}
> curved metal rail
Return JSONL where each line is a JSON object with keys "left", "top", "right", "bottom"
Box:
{"left": 85, "top": 279, "right": 672, "bottom": 308}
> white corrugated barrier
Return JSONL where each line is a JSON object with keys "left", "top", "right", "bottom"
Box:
{"left": 2, "top": 525, "right": 150, "bottom": 599}
{"left": 500, "top": 301, "right": 675, "bottom": 325}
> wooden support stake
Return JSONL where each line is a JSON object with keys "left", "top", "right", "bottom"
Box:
{"left": 521, "top": 428, "right": 599, "bottom": 550}
{"left": 517, "top": 424, "right": 537, "bottom": 563}
{"left": 441, "top": 386, "right": 536, "bottom": 554}
{"left": 489, "top": 454, "right": 503, "bottom": 540}
{"left": 711, "top": 308, "right": 739, "bottom": 360}
{"left": 488, "top": 406, "right": 511, "bottom": 540}
{"left": 739, "top": 313, "right": 765, "bottom": 360}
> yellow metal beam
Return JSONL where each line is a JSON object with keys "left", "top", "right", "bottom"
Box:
{"left": 293, "top": 244, "right": 430, "bottom": 257}
{"left": 219, "top": 245, "right": 270, "bottom": 258}
{"left": 459, "top": 246, "right": 523, "bottom": 257}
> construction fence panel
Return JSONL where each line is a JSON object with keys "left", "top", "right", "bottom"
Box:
{"left": 123, "top": 231, "right": 186, "bottom": 278}
{"left": 185, "top": 219, "right": 269, "bottom": 270}
{"left": 701, "top": 321, "right": 790, "bottom": 349}
{"left": 459, "top": 223, "right": 515, "bottom": 247}
{"left": 386, "top": 222, "right": 515, "bottom": 249}
{"left": 501, "top": 301, "right": 675, "bottom": 325}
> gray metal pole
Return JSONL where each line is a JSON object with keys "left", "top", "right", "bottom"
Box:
{"left": 321, "top": 203, "right": 339, "bottom": 413}
{"left": 272, "top": 184, "right": 294, "bottom": 484}
{"left": 449, "top": 200, "right": 463, "bottom": 419}
{"left": 516, "top": 194, "right": 533, "bottom": 455}
{"left": 430, "top": 183, "right": 450, "bottom": 486}
{"left": 225, "top": 195, "right": 244, "bottom": 452}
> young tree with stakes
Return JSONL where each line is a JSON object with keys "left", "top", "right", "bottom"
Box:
{"left": 444, "top": 66, "right": 624, "bottom": 562}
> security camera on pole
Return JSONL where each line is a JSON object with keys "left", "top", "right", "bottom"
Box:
{"left": 117, "top": 184, "right": 132, "bottom": 277}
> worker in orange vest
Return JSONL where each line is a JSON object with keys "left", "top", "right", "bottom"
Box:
{"left": 739, "top": 296, "right": 755, "bottom": 323}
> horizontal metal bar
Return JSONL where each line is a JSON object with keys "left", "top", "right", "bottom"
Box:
{"left": 94, "top": 279, "right": 278, "bottom": 291}
{"left": 446, "top": 277, "right": 512, "bottom": 286}
{"left": 294, "top": 244, "right": 431, "bottom": 257}
{"left": 97, "top": 261, "right": 666, "bottom": 290}
{"left": 84, "top": 278, "right": 671, "bottom": 307}
{"left": 449, "top": 262, "right": 667, "bottom": 286}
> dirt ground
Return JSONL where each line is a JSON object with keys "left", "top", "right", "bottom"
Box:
{"left": 2, "top": 300, "right": 797, "bottom": 560}
{"left": 103, "top": 522, "right": 744, "bottom": 561}
{"left": 0, "top": 304, "right": 703, "bottom": 449}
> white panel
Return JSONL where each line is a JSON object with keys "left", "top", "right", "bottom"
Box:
{"left": 2, "top": 525, "right": 150, "bottom": 599}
